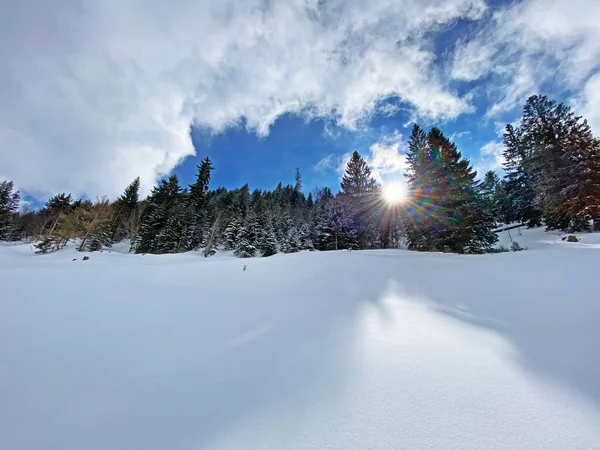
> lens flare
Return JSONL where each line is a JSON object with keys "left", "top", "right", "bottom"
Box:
{"left": 383, "top": 183, "right": 406, "bottom": 204}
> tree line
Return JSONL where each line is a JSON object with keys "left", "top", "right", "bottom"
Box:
{"left": 1, "top": 95, "right": 599, "bottom": 256}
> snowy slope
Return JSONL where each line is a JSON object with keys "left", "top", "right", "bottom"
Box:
{"left": 1, "top": 239, "right": 600, "bottom": 450}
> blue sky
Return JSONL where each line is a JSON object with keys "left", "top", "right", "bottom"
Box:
{"left": 2, "top": 0, "right": 599, "bottom": 202}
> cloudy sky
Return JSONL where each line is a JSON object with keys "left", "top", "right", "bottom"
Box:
{"left": 2, "top": 0, "right": 599, "bottom": 201}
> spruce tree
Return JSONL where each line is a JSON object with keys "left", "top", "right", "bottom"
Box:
{"left": 234, "top": 222, "right": 256, "bottom": 258}
{"left": 135, "top": 175, "right": 183, "bottom": 254}
{"left": 45, "top": 193, "right": 73, "bottom": 212}
{"left": 341, "top": 151, "right": 378, "bottom": 195}
{"left": 258, "top": 226, "right": 278, "bottom": 257}
{"left": 502, "top": 124, "right": 542, "bottom": 226}
{"left": 0, "top": 181, "right": 20, "bottom": 240}
{"left": 111, "top": 177, "right": 140, "bottom": 242}
{"left": 506, "top": 95, "right": 600, "bottom": 230}
{"left": 294, "top": 168, "right": 302, "bottom": 193}
{"left": 222, "top": 219, "right": 241, "bottom": 250}
{"left": 340, "top": 151, "right": 379, "bottom": 248}
{"left": 405, "top": 125, "right": 497, "bottom": 253}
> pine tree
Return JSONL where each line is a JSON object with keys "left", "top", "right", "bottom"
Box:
{"left": 135, "top": 175, "right": 183, "bottom": 254}
{"left": 258, "top": 226, "right": 278, "bottom": 257}
{"left": 341, "top": 151, "right": 378, "bottom": 195}
{"left": 502, "top": 124, "right": 542, "bottom": 226}
{"left": 506, "top": 95, "right": 600, "bottom": 230}
{"left": 111, "top": 177, "right": 140, "bottom": 242}
{"left": 203, "top": 216, "right": 220, "bottom": 257}
{"left": 0, "top": 181, "right": 20, "bottom": 240}
{"left": 405, "top": 125, "right": 497, "bottom": 253}
{"left": 189, "top": 157, "right": 213, "bottom": 208}
{"left": 294, "top": 167, "right": 302, "bottom": 193}
{"left": 340, "top": 151, "right": 379, "bottom": 248}
{"left": 222, "top": 219, "right": 241, "bottom": 250}
{"left": 281, "top": 225, "right": 302, "bottom": 253}
{"left": 298, "top": 223, "right": 314, "bottom": 250}
{"left": 234, "top": 222, "right": 256, "bottom": 258}
{"left": 313, "top": 200, "right": 356, "bottom": 250}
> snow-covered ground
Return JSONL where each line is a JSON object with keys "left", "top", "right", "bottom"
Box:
{"left": 1, "top": 228, "right": 600, "bottom": 449}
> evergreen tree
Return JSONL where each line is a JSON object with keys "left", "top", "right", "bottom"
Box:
{"left": 186, "top": 158, "right": 214, "bottom": 249}
{"left": 189, "top": 157, "right": 213, "bottom": 208}
{"left": 258, "top": 226, "right": 278, "bottom": 257}
{"left": 135, "top": 175, "right": 183, "bottom": 254}
{"left": 234, "top": 222, "right": 257, "bottom": 258}
{"left": 45, "top": 193, "right": 73, "bottom": 212}
{"left": 111, "top": 177, "right": 140, "bottom": 242}
{"left": 314, "top": 200, "right": 356, "bottom": 250}
{"left": 505, "top": 95, "right": 600, "bottom": 230}
{"left": 340, "top": 151, "right": 379, "bottom": 248}
{"left": 340, "top": 151, "right": 378, "bottom": 195}
{"left": 222, "top": 219, "right": 241, "bottom": 250}
{"left": 480, "top": 171, "right": 501, "bottom": 223}
{"left": 405, "top": 125, "right": 497, "bottom": 253}
{"left": 502, "top": 124, "right": 542, "bottom": 226}
{"left": 0, "top": 181, "right": 20, "bottom": 240}
{"left": 294, "top": 167, "right": 302, "bottom": 192}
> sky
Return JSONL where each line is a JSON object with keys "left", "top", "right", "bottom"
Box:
{"left": 1, "top": 0, "right": 600, "bottom": 203}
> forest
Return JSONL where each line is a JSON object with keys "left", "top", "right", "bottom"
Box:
{"left": 1, "top": 95, "right": 599, "bottom": 257}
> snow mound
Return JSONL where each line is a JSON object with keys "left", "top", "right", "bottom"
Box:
{"left": 496, "top": 225, "right": 600, "bottom": 250}
{"left": 1, "top": 239, "right": 599, "bottom": 449}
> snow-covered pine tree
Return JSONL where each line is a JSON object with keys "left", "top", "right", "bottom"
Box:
{"left": 0, "top": 181, "right": 20, "bottom": 241}
{"left": 258, "top": 227, "right": 278, "bottom": 257}
{"left": 234, "top": 222, "right": 256, "bottom": 258}
{"left": 135, "top": 175, "right": 184, "bottom": 254}
{"left": 222, "top": 219, "right": 241, "bottom": 250}
{"left": 281, "top": 225, "right": 302, "bottom": 253}
{"left": 298, "top": 223, "right": 314, "bottom": 250}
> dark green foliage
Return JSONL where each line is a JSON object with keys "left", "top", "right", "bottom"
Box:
{"left": 502, "top": 124, "right": 543, "bottom": 227}
{"left": 341, "top": 151, "right": 378, "bottom": 195}
{"left": 0, "top": 180, "right": 20, "bottom": 240}
{"left": 339, "top": 151, "right": 380, "bottom": 249}
{"left": 504, "top": 95, "right": 600, "bottom": 230}
{"left": 189, "top": 157, "right": 213, "bottom": 209}
{"left": 15, "top": 106, "right": 600, "bottom": 259}
{"left": 45, "top": 193, "right": 73, "bottom": 212}
{"left": 234, "top": 221, "right": 257, "bottom": 258}
{"left": 111, "top": 177, "right": 140, "bottom": 242}
{"left": 34, "top": 237, "right": 54, "bottom": 254}
{"left": 135, "top": 175, "right": 184, "bottom": 254}
{"left": 294, "top": 168, "right": 302, "bottom": 193}
{"left": 510, "top": 241, "right": 526, "bottom": 252}
{"left": 404, "top": 125, "right": 498, "bottom": 253}
{"left": 313, "top": 200, "right": 357, "bottom": 250}
{"left": 258, "top": 226, "right": 278, "bottom": 257}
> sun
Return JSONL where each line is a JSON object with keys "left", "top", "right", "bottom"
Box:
{"left": 383, "top": 182, "right": 407, "bottom": 204}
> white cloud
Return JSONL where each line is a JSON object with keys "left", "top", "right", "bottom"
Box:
{"left": 452, "top": 0, "right": 600, "bottom": 118}
{"left": 316, "top": 130, "right": 407, "bottom": 186}
{"left": 314, "top": 154, "right": 336, "bottom": 173}
{"left": 0, "top": 0, "right": 487, "bottom": 198}
{"left": 474, "top": 140, "right": 504, "bottom": 177}
{"left": 365, "top": 132, "right": 408, "bottom": 184}
{"left": 578, "top": 73, "right": 600, "bottom": 134}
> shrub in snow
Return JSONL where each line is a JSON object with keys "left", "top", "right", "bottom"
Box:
{"left": 510, "top": 241, "right": 526, "bottom": 252}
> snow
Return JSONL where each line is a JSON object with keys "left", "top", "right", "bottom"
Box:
{"left": 1, "top": 235, "right": 600, "bottom": 450}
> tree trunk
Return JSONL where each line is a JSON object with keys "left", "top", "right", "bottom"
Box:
{"left": 78, "top": 210, "right": 101, "bottom": 251}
